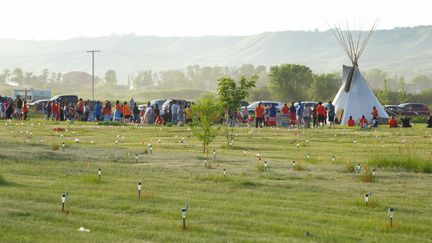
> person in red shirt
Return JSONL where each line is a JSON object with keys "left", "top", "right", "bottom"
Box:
{"left": 388, "top": 116, "right": 398, "bottom": 128}
{"left": 76, "top": 98, "right": 84, "bottom": 121}
{"left": 22, "top": 100, "right": 28, "bottom": 120}
{"left": 315, "top": 102, "right": 326, "bottom": 126}
{"left": 359, "top": 115, "right": 368, "bottom": 128}
{"left": 347, "top": 116, "right": 355, "bottom": 126}
{"left": 122, "top": 102, "right": 131, "bottom": 122}
{"left": 254, "top": 102, "right": 265, "bottom": 128}
{"left": 281, "top": 103, "right": 289, "bottom": 114}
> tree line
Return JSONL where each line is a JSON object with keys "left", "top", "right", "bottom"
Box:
{"left": 1, "top": 64, "right": 432, "bottom": 106}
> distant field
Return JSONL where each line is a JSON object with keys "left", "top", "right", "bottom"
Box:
{"left": 0, "top": 119, "right": 431, "bottom": 242}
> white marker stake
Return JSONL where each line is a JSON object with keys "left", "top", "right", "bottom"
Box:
{"left": 264, "top": 161, "right": 267, "bottom": 171}
{"left": 98, "top": 169, "right": 101, "bottom": 182}
{"left": 62, "top": 142, "right": 65, "bottom": 152}
{"left": 61, "top": 194, "right": 66, "bottom": 212}
{"left": 372, "top": 169, "right": 376, "bottom": 181}
{"left": 135, "top": 154, "right": 138, "bottom": 163}
{"left": 138, "top": 182, "right": 142, "bottom": 199}
{"left": 181, "top": 206, "right": 188, "bottom": 230}
{"left": 389, "top": 208, "right": 394, "bottom": 227}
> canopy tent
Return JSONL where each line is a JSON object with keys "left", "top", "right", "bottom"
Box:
{"left": 330, "top": 22, "right": 389, "bottom": 124}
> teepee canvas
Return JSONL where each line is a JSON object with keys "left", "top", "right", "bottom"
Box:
{"left": 331, "top": 23, "right": 389, "bottom": 124}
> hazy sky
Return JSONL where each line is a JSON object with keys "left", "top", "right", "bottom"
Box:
{"left": 1, "top": 0, "right": 430, "bottom": 40}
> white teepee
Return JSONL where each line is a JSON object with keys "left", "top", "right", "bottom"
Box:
{"left": 331, "top": 23, "right": 389, "bottom": 124}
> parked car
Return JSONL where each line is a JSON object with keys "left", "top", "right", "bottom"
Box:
{"left": 247, "top": 101, "right": 282, "bottom": 115}
{"left": 384, "top": 105, "right": 418, "bottom": 116}
{"left": 398, "top": 103, "right": 430, "bottom": 116}
{"left": 51, "top": 95, "right": 78, "bottom": 106}
{"left": 150, "top": 99, "right": 167, "bottom": 109}
{"left": 161, "top": 99, "right": 192, "bottom": 122}
{"left": 239, "top": 100, "right": 249, "bottom": 108}
{"left": 29, "top": 99, "right": 50, "bottom": 113}
{"left": 294, "top": 101, "right": 318, "bottom": 108}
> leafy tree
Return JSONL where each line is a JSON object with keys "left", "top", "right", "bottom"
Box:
{"left": 412, "top": 75, "right": 432, "bottom": 91}
{"left": 0, "top": 69, "right": 10, "bottom": 84}
{"left": 308, "top": 73, "right": 340, "bottom": 101}
{"left": 105, "top": 70, "right": 118, "bottom": 86}
{"left": 217, "top": 76, "right": 256, "bottom": 115}
{"left": 11, "top": 68, "right": 24, "bottom": 85}
{"left": 268, "top": 64, "right": 313, "bottom": 101}
{"left": 191, "top": 95, "right": 223, "bottom": 153}
{"left": 217, "top": 76, "right": 256, "bottom": 147}
{"left": 363, "top": 68, "right": 388, "bottom": 90}
{"left": 377, "top": 79, "right": 390, "bottom": 105}
{"left": 133, "top": 70, "right": 153, "bottom": 90}
{"left": 248, "top": 86, "right": 271, "bottom": 101}
{"left": 159, "top": 69, "right": 187, "bottom": 88}
{"left": 397, "top": 77, "right": 410, "bottom": 103}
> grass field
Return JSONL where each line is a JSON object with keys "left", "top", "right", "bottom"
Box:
{"left": 1, "top": 119, "right": 432, "bottom": 242}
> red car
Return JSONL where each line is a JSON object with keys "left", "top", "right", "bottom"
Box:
{"left": 398, "top": 103, "right": 430, "bottom": 116}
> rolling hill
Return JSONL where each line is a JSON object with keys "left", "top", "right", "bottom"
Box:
{"left": 1, "top": 25, "right": 432, "bottom": 81}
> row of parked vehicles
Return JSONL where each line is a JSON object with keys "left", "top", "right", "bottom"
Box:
{"left": 6, "top": 93, "right": 430, "bottom": 119}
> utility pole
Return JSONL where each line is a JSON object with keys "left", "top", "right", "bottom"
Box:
{"left": 86, "top": 50, "right": 100, "bottom": 100}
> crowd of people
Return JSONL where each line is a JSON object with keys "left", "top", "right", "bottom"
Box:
{"left": 252, "top": 101, "right": 338, "bottom": 129}
{"left": 40, "top": 98, "right": 193, "bottom": 126}
{"left": 0, "top": 96, "right": 28, "bottom": 120}
{"left": 2, "top": 95, "right": 432, "bottom": 129}
{"left": 253, "top": 101, "right": 432, "bottom": 129}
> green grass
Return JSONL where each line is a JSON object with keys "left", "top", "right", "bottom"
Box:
{"left": 0, "top": 119, "right": 432, "bottom": 242}
{"left": 369, "top": 155, "right": 432, "bottom": 173}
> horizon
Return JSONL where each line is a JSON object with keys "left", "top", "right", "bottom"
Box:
{"left": 1, "top": 0, "right": 430, "bottom": 41}
{"left": 1, "top": 25, "right": 430, "bottom": 42}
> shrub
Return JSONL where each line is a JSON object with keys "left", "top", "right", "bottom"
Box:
{"left": 369, "top": 155, "right": 432, "bottom": 173}
{"left": 360, "top": 171, "right": 374, "bottom": 183}
{"left": 0, "top": 174, "right": 6, "bottom": 185}
{"left": 344, "top": 162, "right": 355, "bottom": 173}
{"left": 256, "top": 162, "right": 265, "bottom": 172}
{"left": 52, "top": 143, "right": 60, "bottom": 151}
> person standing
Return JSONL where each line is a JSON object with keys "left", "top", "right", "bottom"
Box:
{"left": 326, "top": 101, "right": 336, "bottom": 128}
{"left": 122, "top": 101, "right": 131, "bottom": 122}
{"left": 185, "top": 105, "right": 192, "bottom": 124}
{"left": 268, "top": 103, "right": 277, "bottom": 126}
{"left": 114, "top": 100, "right": 122, "bottom": 121}
{"left": 133, "top": 103, "right": 140, "bottom": 123}
{"left": 303, "top": 104, "right": 311, "bottom": 128}
{"left": 312, "top": 104, "right": 318, "bottom": 128}
{"left": 289, "top": 102, "right": 296, "bottom": 128}
{"left": 254, "top": 102, "right": 265, "bottom": 128}
{"left": 296, "top": 101, "right": 304, "bottom": 128}
{"left": 94, "top": 101, "right": 102, "bottom": 121}
{"left": 316, "top": 102, "right": 326, "bottom": 127}
{"left": 76, "top": 98, "right": 84, "bottom": 121}
{"left": 103, "top": 101, "right": 112, "bottom": 121}
{"left": 22, "top": 100, "right": 28, "bottom": 120}
{"left": 15, "top": 96, "right": 23, "bottom": 120}
{"left": 178, "top": 104, "right": 185, "bottom": 124}
{"left": 171, "top": 101, "right": 179, "bottom": 125}
{"left": 426, "top": 115, "right": 432, "bottom": 128}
